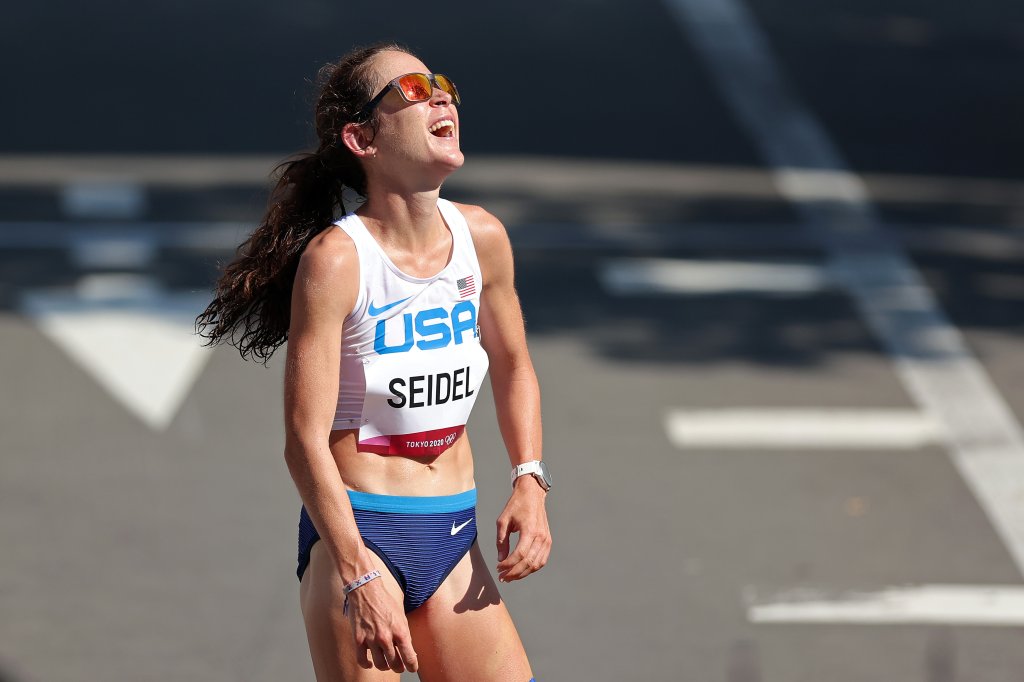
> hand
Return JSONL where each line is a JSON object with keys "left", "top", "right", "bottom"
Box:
{"left": 496, "top": 476, "right": 552, "bottom": 582}
{"left": 346, "top": 579, "right": 418, "bottom": 673}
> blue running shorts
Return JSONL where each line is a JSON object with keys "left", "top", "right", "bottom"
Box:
{"left": 298, "top": 489, "right": 477, "bottom": 612}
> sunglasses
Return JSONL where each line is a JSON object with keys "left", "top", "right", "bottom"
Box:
{"left": 359, "top": 72, "right": 460, "bottom": 120}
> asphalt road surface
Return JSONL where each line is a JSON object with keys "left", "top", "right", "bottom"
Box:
{"left": 2, "top": 2, "right": 1023, "bottom": 681}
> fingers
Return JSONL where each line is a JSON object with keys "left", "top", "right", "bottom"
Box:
{"left": 356, "top": 640, "right": 414, "bottom": 673}
{"left": 383, "top": 630, "right": 416, "bottom": 673}
{"left": 360, "top": 630, "right": 415, "bottom": 673}
{"left": 496, "top": 515, "right": 511, "bottom": 561}
{"left": 497, "top": 531, "right": 534, "bottom": 578}
{"left": 352, "top": 602, "right": 415, "bottom": 667}
{"left": 386, "top": 644, "right": 405, "bottom": 674}
{"left": 497, "top": 529, "right": 551, "bottom": 582}
{"left": 396, "top": 634, "right": 419, "bottom": 673}
{"left": 370, "top": 644, "right": 389, "bottom": 671}
{"left": 355, "top": 644, "right": 372, "bottom": 670}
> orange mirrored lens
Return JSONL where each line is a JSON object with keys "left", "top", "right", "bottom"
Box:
{"left": 398, "top": 74, "right": 432, "bottom": 102}
{"left": 434, "top": 74, "right": 461, "bottom": 105}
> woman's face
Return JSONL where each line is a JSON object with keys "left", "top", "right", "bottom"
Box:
{"left": 362, "top": 50, "right": 464, "bottom": 185}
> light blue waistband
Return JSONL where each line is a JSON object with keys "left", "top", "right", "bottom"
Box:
{"left": 346, "top": 488, "right": 476, "bottom": 514}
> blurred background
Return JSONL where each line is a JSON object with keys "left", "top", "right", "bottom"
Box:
{"left": 2, "top": 1, "right": 1023, "bottom": 680}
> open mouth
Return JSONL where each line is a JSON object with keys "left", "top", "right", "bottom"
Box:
{"left": 428, "top": 120, "right": 455, "bottom": 138}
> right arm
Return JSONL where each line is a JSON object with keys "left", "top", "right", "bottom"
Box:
{"left": 282, "top": 234, "right": 417, "bottom": 673}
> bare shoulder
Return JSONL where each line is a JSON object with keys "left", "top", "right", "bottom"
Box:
{"left": 293, "top": 224, "right": 360, "bottom": 317}
{"left": 452, "top": 202, "right": 511, "bottom": 253}
{"left": 296, "top": 223, "right": 358, "bottom": 287}
{"left": 452, "top": 200, "right": 507, "bottom": 242}
{"left": 451, "top": 202, "right": 514, "bottom": 286}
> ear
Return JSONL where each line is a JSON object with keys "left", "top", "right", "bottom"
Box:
{"left": 340, "top": 122, "right": 376, "bottom": 157}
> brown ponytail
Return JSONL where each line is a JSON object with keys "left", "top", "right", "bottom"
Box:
{"left": 196, "top": 42, "right": 413, "bottom": 363}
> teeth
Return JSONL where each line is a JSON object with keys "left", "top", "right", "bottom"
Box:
{"left": 428, "top": 120, "right": 455, "bottom": 133}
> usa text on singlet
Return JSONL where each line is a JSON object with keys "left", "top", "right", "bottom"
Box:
{"left": 332, "top": 199, "right": 489, "bottom": 456}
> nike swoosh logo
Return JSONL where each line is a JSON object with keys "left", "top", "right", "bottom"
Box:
{"left": 368, "top": 296, "right": 412, "bottom": 317}
{"left": 450, "top": 518, "right": 472, "bottom": 536}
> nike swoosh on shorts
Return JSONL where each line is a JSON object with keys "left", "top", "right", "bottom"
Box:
{"left": 368, "top": 296, "right": 412, "bottom": 317}
{"left": 450, "top": 518, "right": 472, "bottom": 536}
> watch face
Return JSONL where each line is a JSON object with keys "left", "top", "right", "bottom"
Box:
{"left": 537, "top": 461, "right": 552, "bottom": 489}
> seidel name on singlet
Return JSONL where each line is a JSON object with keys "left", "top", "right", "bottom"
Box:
{"left": 332, "top": 198, "right": 489, "bottom": 456}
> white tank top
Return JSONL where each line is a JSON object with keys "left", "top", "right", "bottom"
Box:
{"left": 332, "top": 198, "right": 490, "bottom": 456}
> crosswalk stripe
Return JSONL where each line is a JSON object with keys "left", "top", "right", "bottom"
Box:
{"left": 748, "top": 585, "right": 1024, "bottom": 625}
{"left": 601, "top": 258, "right": 831, "bottom": 295}
{"left": 665, "top": 409, "right": 943, "bottom": 449}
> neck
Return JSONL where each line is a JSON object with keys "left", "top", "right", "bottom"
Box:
{"left": 358, "top": 186, "right": 445, "bottom": 248}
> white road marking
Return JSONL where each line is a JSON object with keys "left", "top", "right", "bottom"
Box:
{"left": 1, "top": 155, "right": 1022, "bottom": 209}
{"left": 600, "top": 258, "right": 830, "bottom": 295}
{"left": 665, "top": 409, "right": 943, "bottom": 449}
{"left": 748, "top": 585, "right": 1024, "bottom": 626}
{"left": 773, "top": 168, "right": 871, "bottom": 203}
{"left": 60, "top": 182, "right": 146, "bottom": 220}
{"left": 21, "top": 275, "right": 212, "bottom": 431}
{"left": 664, "top": 0, "right": 1024, "bottom": 578}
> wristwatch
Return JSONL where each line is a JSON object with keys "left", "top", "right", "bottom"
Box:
{"left": 511, "top": 460, "right": 552, "bottom": 491}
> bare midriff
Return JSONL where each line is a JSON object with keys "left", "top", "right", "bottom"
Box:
{"left": 329, "top": 428, "right": 476, "bottom": 497}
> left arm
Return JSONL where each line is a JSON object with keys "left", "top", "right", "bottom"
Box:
{"left": 461, "top": 203, "right": 551, "bottom": 582}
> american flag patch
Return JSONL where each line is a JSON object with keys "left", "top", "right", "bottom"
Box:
{"left": 457, "top": 274, "right": 476, "bottom": 298}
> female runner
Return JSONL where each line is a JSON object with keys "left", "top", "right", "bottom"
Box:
{"left": 197, "top": 43, "right": 551, "bottom": 680}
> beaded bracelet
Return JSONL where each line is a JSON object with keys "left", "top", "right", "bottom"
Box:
{"left": 342, "top": 570, "right": 382, "bottom": 615}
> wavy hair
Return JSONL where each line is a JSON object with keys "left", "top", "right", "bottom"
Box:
{"left": 196, "top": 42, "right": 413, "bottom": 362}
